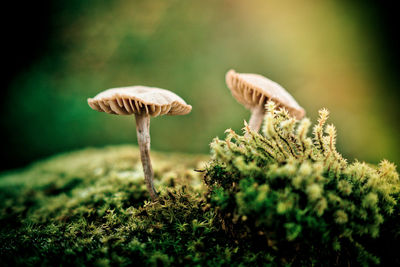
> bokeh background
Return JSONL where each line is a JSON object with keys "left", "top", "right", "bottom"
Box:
{"left": 1, "top": 0, "right": 399, "bottom": 171}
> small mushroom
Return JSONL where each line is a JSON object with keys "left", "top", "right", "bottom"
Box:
{"left": 88, "top": 86, "right": 192, "bottom": 201}
{"left": 226, "top": 69, "right": 305, "bottom": 132}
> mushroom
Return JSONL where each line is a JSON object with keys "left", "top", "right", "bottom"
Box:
{"left": 226, "top": 69, "right": 305, "bottom": 132}
{"left": 87, "top": 86, "right": 192, "bottom": 201}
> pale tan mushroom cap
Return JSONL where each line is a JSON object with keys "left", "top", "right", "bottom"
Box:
{"left": 87, "top": 86, "right": 192, "bottom": 117}
{"left": 226, "top": 69, "right": 305, "bottom": 119}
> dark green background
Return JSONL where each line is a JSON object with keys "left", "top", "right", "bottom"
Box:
{"left": 1, "top": 0, "right": 399, "bottom": 170}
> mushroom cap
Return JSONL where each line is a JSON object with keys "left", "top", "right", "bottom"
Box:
{"left": 87, "top": 86, "right": 192, "bottom": 117}
{"left": 226, "top": 69, "right": 305, "bottom": 119}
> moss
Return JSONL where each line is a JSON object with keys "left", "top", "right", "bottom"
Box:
{"left": 1, "top": 105, "right": 400, "bottom": 266}
{"left": 0, "top": 146, "right": 215, "bottom": 266}
{"left": 206, "top": 102, "right": 400, "bottom": 266}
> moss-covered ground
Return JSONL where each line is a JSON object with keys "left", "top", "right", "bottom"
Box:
{"left": 1, "top": 107, "right": 400, "bottom": 266}
{"left": 0, "top": 146, "right": 220, "bottom": 266}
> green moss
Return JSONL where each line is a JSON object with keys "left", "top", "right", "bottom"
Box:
{"left": 206, "top": 102, "right": 400, "bottom": 266}
{"left": 1, "top": 105, "right": 400, "bottom": 266}
{"left": 0, "top": 146, "right": 215, "bottom": 266}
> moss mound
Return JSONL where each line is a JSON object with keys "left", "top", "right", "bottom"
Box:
{"left": 206, "top": 103, "right": 400, "bottom": 266}
{"left": 0, "top": 146, "right": 217, "bottom": 266}
{"left": 1, "top": 106, "right": 400, "bottom": 266}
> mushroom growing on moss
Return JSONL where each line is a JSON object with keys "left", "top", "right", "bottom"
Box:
{"left": 88, "top": 86, "right": 192, "bottom": 200}
{"left": 226, "top": 69, "right": 305, "bottom": 132}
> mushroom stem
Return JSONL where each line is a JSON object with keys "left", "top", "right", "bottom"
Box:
{"left": 135, "top": 113, "right": 158, "bottom": 201}
{"left": 248, "top": 105, "right": 265, "bottom": 132}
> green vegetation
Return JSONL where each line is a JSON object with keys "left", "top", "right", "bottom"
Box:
{"left": 0, "top": 146, "right": 214, "bottom": 266}
{"left": 206, "top": 102, "right": 400, "bottom": 265}
{"left": 1, "top": 105, "right": 399, "bottom": 266}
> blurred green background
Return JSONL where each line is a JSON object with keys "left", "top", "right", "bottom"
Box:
{"left": 1, "top": 0, "right": 399, "bottom": 170}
